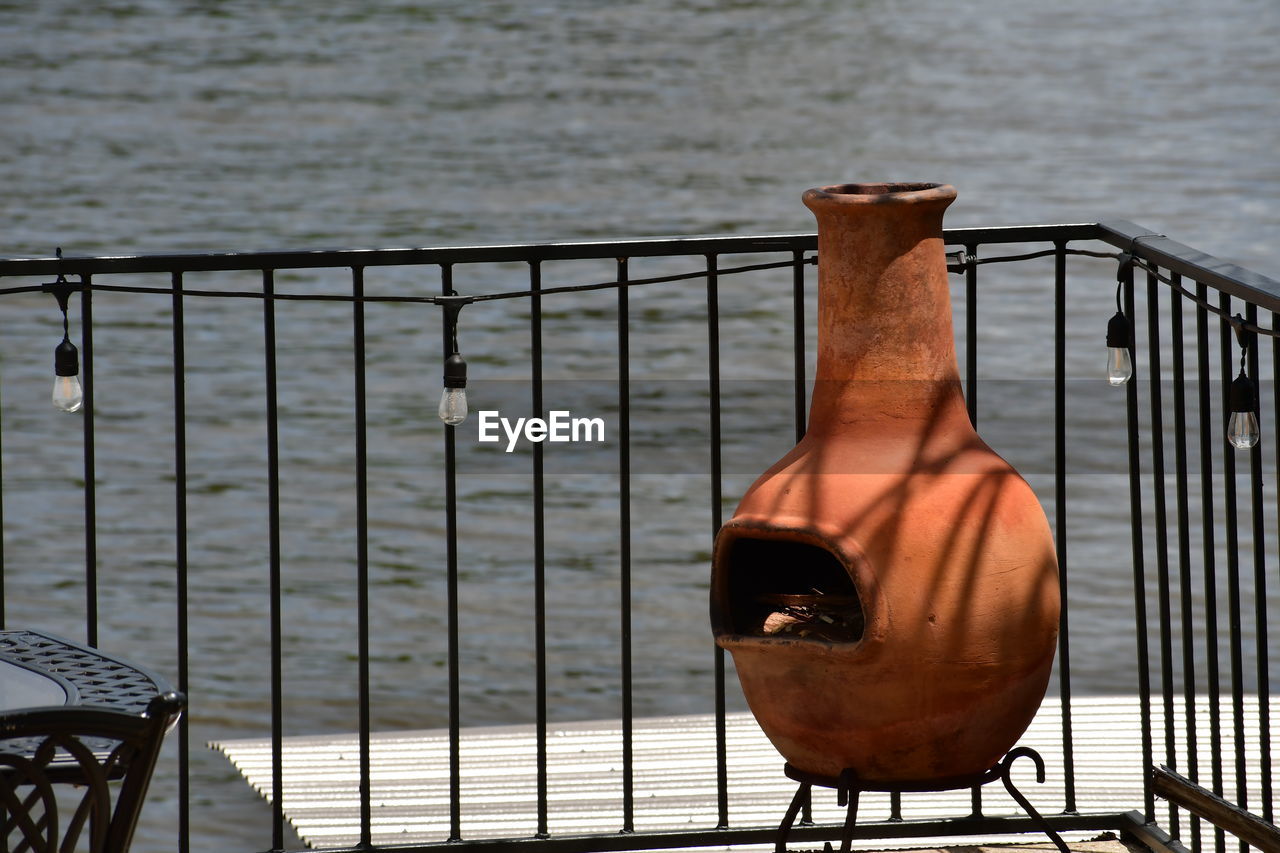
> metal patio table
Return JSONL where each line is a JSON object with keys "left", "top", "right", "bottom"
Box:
{"left": 0, "top": 628, "right": 185, "bottom": 852}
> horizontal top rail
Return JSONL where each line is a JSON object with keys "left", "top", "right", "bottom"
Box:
{"left": 1097, "top": 219, "right": 1280, "bottom": 312}
{"left": 1, "top": 234, "right": 816, "bottom": 277}
{"left": 0, "top": 225, "right": 1101, "bottom": 278}
{"left": 6, "top": 218, "right": 1279, "bottom": 321}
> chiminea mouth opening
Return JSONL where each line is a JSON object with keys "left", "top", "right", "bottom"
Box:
{"left": 803, "top": 182, "right": 956, "bottom": 208}
{"left": 823, "top": 182, "right": 942, "bottom": 196}
{"left": 719, "top": 537, "right": 864, "bottom": 643}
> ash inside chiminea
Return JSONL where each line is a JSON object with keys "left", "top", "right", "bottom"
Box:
{"left": 723, "top": 538, "right": 864, "bottom": 643}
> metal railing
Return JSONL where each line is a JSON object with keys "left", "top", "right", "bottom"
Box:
{"left": 0, "top": 221, "right": 1275, "bottom": 853}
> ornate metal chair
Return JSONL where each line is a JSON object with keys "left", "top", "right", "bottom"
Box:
{"left": 0, "top": 691, "right": 185, "bottom": 853}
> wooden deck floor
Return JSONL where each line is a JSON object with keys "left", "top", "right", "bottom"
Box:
{"left": 212, "top": 695, "right": 1272, "bottom": 850}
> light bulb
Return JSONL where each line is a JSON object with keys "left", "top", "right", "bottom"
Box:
{"left": 1107, "top": 347, "right": 1133, "bottom": 386}
{"left": 1228, "top": 370, "right": 1260, "bottom": 450}
{"left": 53, "top": 338, "right": 83, "bottom": 413}
{"left": 52, "top": 373, "right": 84, "bottom": 413}
{"left": 1105, "top": 310, "right": 1132, "bottom": 385}
{"left": 438, "top": 386, "right": 467, "bottom": 426}
{"left": 439, "top": 351, "right": 468, "bottom": 426}
{"left": 1228, "top": 410, "right": 1260, "bottom": 450}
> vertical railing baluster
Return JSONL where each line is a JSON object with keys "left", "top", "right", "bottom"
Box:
{"left": 530, "top": 259, "right": 550, "bottom": 839}
{"left": 262, "top": 268, "right": 284, "bottom": 852}
{"left": 81, "top": 276, "right": 97, "bottom": 647}
{"left": 442, "top": 263, "right": 463, "bottom": 843}
{"left": 1122, "top": 261, "right": 1155, "bottom": 822}
{"left": 1146, "top": 269, "right": 1178, "bottom": 834}
{"left": 1196, "top": 281, "right": 1226, "bottom": 853}
{"left": 1053, "top": 242, "right": 1076, "bottom": 815}
{"left": 792, "top": 248, "right": 807, "bottom": 443}
{"left": 706, "top": 253, "right": 728, "bottom": 830}
{"left": 1219, "top": 293, "right": 1250, "bottom": 852}
{"left": 965, "top": 244, "right": 978, "bottom": 427}
{"left": 617, "top": 257, "right": 635, "bottom": 834}
{"left": 1267, "top": 308, "right": 1280, "bottom": 829}
{"left": 965, "top": 243, "right": 982, "bottom": 818}
{"left": 0, "top": 330, "right": 5, "bottom": 627}
{"left": 171, "top": 271, "right": 191, "bottom": 853}
{"left": 353, "top": 266, "right": 372, "bottom": 848}
{"left": 1246, "top": 303, "right": 1271, "bottom": 828}
{"left": 1169, "top": 274, "right": 1201, "bottom": 850}
{"left": 792, "top": 245, "right": 813, "bottom": 830}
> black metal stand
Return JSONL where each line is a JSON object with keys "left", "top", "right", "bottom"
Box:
{"left": 773, "top": 746, "right": 1069, "bottom": 853}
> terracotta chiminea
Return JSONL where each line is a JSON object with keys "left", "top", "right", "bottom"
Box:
{"left": 711, "top": 183, "right": 1059, "bottom": 785}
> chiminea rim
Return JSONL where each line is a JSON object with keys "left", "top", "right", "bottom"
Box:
{"left": 803, "top": 182, "right": 956, "bottom": 207}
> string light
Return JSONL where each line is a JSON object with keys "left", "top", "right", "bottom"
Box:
{"left": 43, "top": 251, "right": 84, "bottom": 413}
{"left": 18, "top": 242, "right": 1274, "bottom": 442}
{"left": 1227, "top": 317, "right": 1260, "bottom": 450}
{"left": 437, "top": 296, "right": 469, "bottom": 426}
{"left": 439, "top": 353, "right": 467, "bottom": 426}
{"left": 1110, "top": 247, "right": 1280, "bottom": 451}
{"left": 1106, "top": 253, "right": 1133, "bottom": 386}
{"left": 53, "top": 337, "right": 83, "bottom": 413}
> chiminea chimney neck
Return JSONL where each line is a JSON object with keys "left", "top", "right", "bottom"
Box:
{"left": 803, "top": 183, "right": 961, "bottom": 419}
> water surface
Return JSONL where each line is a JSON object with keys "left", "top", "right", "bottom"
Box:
{"left": 2, "top": 1, "right": 1278, "bottom": 850}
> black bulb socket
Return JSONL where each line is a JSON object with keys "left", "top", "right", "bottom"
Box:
{"left": 1230, "top": 371, "right": 1257, "bottom": 414}
{"left": 1106, "top": 311, "right": 1130, "bottom": 348}
{"left": 55, "top": 338, "right": 79, "bottom": 377}
{"left": 443, "top": 353, "right": 467, "bottom": 389}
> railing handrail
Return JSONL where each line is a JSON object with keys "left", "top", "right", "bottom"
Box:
{"left": 0, "top": 234, "right": 816, "bottom": 277}
{"left": 1097, "top": 219, "right": 1280, "bottom": 313}
{"left": 0, "top": 224, "right": 1106, "bottom": 278}
{"left": 9, "top": 221, "right": 1276, "bottom": 316}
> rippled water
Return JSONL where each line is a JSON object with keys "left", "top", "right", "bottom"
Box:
{"left": 3, "top": 1, "right": 1279, "bottom": 850}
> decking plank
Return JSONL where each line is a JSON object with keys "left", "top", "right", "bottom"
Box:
{"left": 212, "top": 695, "right": 1275, "bottom": 850}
